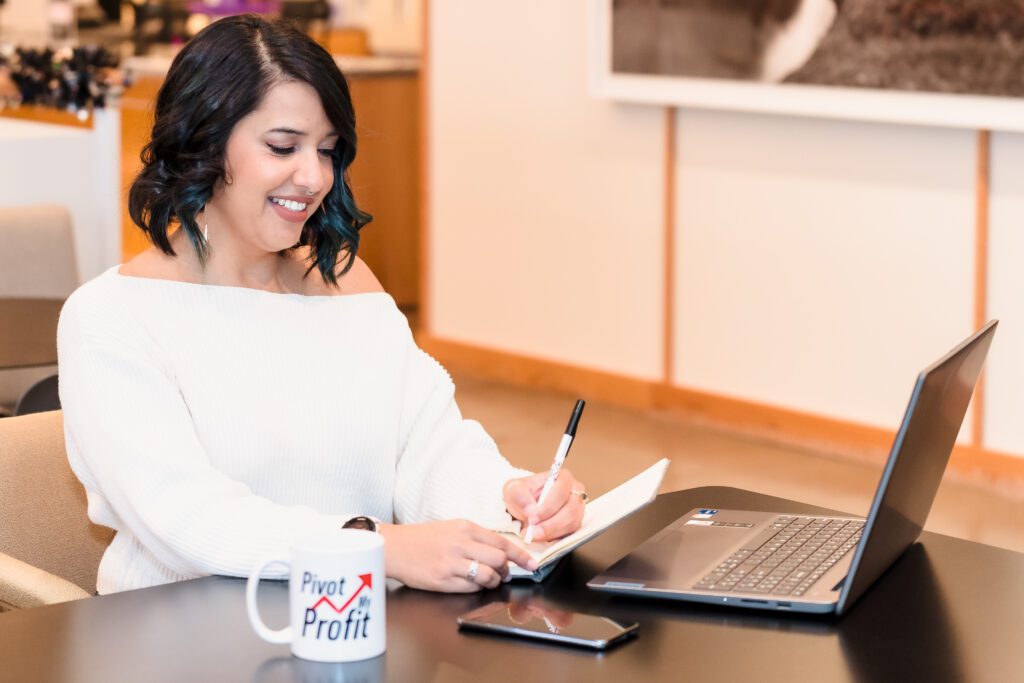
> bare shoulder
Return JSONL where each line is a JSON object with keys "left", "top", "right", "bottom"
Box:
{"left": 294, "top": 249, "right": 384, "bottom": 296}
{"left": 118, "top": 246, "right": 192, "bottom": 282}
{"left": 338, "top": 256, "right": 385, "bottom": 295}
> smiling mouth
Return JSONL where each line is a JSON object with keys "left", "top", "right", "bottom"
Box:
{"left": 269, "top": 197, "right": 309, "bottom": 212}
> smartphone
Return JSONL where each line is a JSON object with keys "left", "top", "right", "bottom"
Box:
{"left": 457, "top": 602, "right": 639, "bottom": 650}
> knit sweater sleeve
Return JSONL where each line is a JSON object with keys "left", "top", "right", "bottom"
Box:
{"left": 392, "top": 344, "right": 531, "bottom": 530}
{"left": 57, "top": 294, "right": 347, "bottom": 579}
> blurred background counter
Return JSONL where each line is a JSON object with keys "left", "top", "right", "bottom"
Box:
{"left": 0, "top": 0, "right": 422, "bottom": 310}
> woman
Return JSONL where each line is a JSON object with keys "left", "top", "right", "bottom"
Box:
{"left": 57, "top": 15, "right": 585, "bottom": 595}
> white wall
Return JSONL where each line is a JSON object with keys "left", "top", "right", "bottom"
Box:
{"left": 428, "top": 3, "right": 1024, "bottom": 458}
{"left": 429, "top": 1, "right": 665, "bottom": 380}
{"left": 986, "top": 132, "right": 1024, "bottom": 456}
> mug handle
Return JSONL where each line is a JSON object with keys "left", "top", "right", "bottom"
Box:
{"left": 246, "top": 555, "right": 292, "bottom": 644}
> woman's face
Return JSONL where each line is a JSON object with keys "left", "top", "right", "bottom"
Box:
{"left": 208, "top": 79, "right": 338, "bottom": 253}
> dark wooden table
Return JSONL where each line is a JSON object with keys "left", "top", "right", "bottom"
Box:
{"left": 1, "top": 486, "right": 1021, "bottom": 682}
{"left": 0, "top": 298, "right": 63, "bottom": 370}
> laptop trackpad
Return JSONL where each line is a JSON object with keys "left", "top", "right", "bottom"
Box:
{"left": 598, "top": 524, "right": 750, "bottom": 586}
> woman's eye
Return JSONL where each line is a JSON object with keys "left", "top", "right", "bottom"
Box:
{"left": 318, "top": 148, "right": 336, "bottom": 159}
{"left": 268, "top": 144, "right": 296, "bottom": 155}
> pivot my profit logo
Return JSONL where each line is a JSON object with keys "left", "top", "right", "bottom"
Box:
{"left": 301, "top": 572, "right": 373, "bottom": 641}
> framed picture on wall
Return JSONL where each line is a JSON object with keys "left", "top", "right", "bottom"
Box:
{"left": 589, "top": 0, "right": 1024, "bottom": 132}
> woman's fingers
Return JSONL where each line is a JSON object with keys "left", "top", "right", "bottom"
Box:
{"left": 534, "top": 473, "right": 574, "bottom": 520}
{"left": 455, "top": 524, "right": 537, "bottom": 585}
{"left": 497, "top": 534, "right": 538, "bottom": 571}
{"left": 503, "top": 469, "right": 584, "bottom": 528}
{"left": 451, "top": 558, "right": 502, "bottom": 592}
{"left": 468, "top": 524, "right": 538, "bottom": 571}
{"left": 503, "top": 473, "right": 547, "bottom": 523}
{"left": 472, "top": 563, "right": 503, "bottom": 590}
{"left": 526, "top": 487, "right": 585, "bottom": 542}
{"left": 464, "top": 541, "right": 510, "bottom": 580}
{"left": 385, "top": 519, "right": 543, "bottom": 593}
{"left": 525, "top": 470, "right": 585, "bottom": 541}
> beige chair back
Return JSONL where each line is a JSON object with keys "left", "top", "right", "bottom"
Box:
{"left": 0, "top": 411, "right": 113, "bottom": 597}
{"left": 0, "top": 204, "right": 79, "bottom": 298}
{"left": 0, "top": 204, "right": 80, "bottom": 412}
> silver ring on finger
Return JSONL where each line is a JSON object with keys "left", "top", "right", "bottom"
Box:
{"left": 571, "top": 488, "right": 589, "bottom": 503}
{"left": 466, "top": 559, "right": 480, "bottom": 581}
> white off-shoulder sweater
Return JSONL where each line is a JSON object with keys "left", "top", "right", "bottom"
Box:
{"left": 57, "top": 266, "right": 525, "bottom": 594}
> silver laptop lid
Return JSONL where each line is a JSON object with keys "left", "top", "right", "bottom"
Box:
{"left": 836, "top": 320, "right": 997, "bottom": 615}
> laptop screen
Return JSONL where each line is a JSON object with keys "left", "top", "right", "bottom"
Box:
{"left": 837, "top": 320, "right": 997, "bottom": 615}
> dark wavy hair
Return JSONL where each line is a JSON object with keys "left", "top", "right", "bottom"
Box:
{"left": 128, "top": 15, "right": 371, "bottom": 284}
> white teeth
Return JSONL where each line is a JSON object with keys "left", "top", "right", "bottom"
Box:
{"left": 270, "top": 197, "right": 308, "bottom": 212}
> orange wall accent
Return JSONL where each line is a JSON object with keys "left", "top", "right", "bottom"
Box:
{"left": 119, "top": 76, "right": 164, "bottom": 261}
{"left": 973, "top": 130, "right": 990, "bottom": 448}
{"left": 418, "top": 335, "right": 656, "bottom": 411}
{"left": 662, "top": 107, "right": 676, "bottom": 385}
{"left": 347, "top": 75, "right": 421, "bottom": 308}
{"left": 419, "top": 0, "right": 432, "bottom": 333}
{"left": 0, "top": 106, "right": 92, "bottom": 129}
{"left": 319, "top": 28, "right": 371, "bottom": 56}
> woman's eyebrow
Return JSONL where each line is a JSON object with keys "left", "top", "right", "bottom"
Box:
{"left": 266, "top": 127, "right": 340, "bottom": 138}
{"left": 267, "top": 127, "right": 307, "bottom": 136}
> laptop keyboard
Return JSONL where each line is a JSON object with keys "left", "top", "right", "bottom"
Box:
{"left": 694, "top": 516, "right": 864, "bottom": 597}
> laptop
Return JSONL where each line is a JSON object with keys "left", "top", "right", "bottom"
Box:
{"left": 588, "top": 321, "right": 998, "bottom": 615}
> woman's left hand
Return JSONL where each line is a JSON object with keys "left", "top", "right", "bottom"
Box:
{"left": 502, "top": 469, "right": 586, "bottom": 542}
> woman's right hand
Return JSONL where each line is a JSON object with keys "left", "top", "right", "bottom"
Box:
{"left": 378, "top": 520, "right": 539, "bottom": 592}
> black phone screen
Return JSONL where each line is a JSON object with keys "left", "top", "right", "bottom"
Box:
{"left": 457, "top": 602, "right": 638, "bottom": 650}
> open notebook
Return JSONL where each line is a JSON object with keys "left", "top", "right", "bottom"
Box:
{"left": 506, "top": 458, "right": 670, "bottom": 581}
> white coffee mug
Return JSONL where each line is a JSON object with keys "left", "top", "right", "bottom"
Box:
{"left": 246, "top": 530, "right": 386, "bottom": 662}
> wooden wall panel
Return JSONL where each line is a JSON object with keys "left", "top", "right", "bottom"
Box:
{"left": 347, "top": 75, "right": 420, "bottom": 308}
{"left": 671, "top": 109, "right": 976, "bottom": 432}
{"left": 119, "top": 76, "right": 162, "bottom": 261}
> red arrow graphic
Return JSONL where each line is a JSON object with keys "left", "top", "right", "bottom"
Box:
{"left": 311, "top": 574, "right": 373, "bottom": 614}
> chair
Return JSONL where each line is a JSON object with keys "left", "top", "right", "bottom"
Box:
{"left": 0, "top": 411, "right": 114, "bottom": 611}
{"left": 14, "top": 374, "right": 61, "bottom": 416}
{"left": 0, "top": 204, "right": 79, "bottom": 415}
